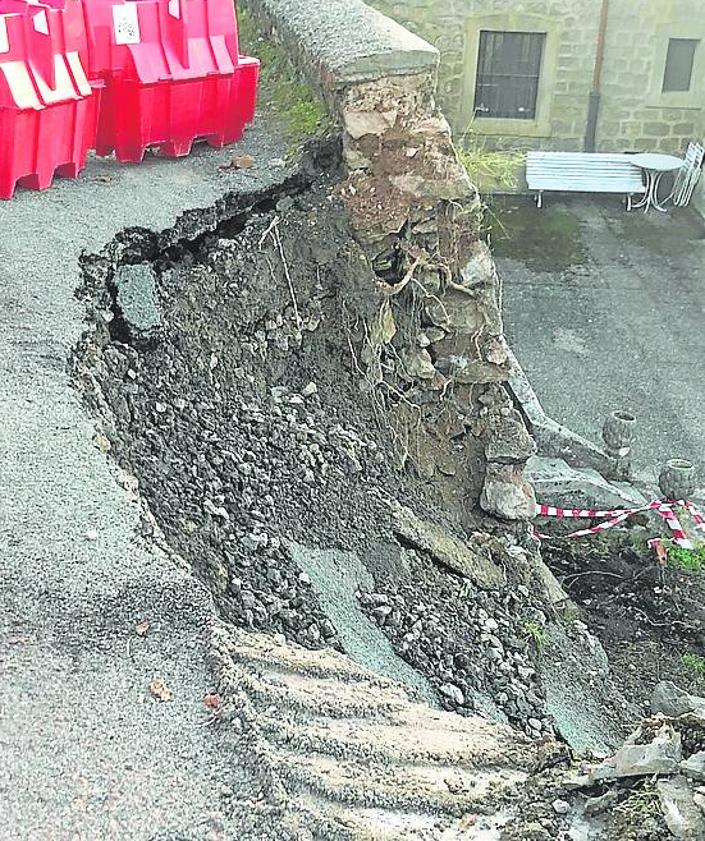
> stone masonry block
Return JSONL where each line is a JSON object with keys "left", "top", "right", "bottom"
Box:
{"left": 643, "top": 122, "right": 671, "bottom": 138}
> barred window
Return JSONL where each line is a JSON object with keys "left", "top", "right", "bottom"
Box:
{"left": 474, "top": 30, "right": 545, "bottom": 120}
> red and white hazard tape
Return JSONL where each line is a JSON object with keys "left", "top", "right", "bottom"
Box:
{"left": 534, "top": 498, "right": 705, "bottom": 551}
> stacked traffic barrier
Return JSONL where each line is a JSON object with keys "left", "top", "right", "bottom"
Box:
{"left": 79, "top": 0, "right": 259, "bottom": 162}
{"left": 0, "top": 0, "right": 259, "bottom": 197}
{"left": 0, "top": 0, "right": 101, "bottom": 198}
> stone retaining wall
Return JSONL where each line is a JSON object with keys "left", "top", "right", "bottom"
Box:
{"left": 241, "top": 0, "right": 536, "bottom": 517}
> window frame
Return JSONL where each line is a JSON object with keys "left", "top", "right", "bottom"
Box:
{"left": 461, "top": 13, "right": 560, "bottom": 138}
{"left": 474, "top": 30, "right": 547, "bottom": 121}
{"left": 662, "top": 38, "right": 699, "bottom": 93}
{"left": 647, "top": 24, "right": 705, "bottom": 109}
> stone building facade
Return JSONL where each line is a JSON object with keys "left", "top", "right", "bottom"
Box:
{"left": 369, "top": 0, "right": 705, "bottom": 155}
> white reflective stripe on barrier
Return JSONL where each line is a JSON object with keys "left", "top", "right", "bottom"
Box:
{"left": 0, "top": 17, "right": 8, "bottom": 55}
{"left": 66, "top": 51, "right": 92, "bottom": 97}
{"left": 1, "top": 61, "right": 43, "bottom": 109}
{"left": 33, "top": 54, "right": 79, "bottom": 104}
{"left": 32, "top": 9, "right": 49, "bottom": 35}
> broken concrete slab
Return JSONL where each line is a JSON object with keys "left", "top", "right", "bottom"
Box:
{"left": 681, "top": 752, "right": 705, "bottom": 783}
{"left": 542, "top": 622, "right": 625, "bottom": 756}
{"left": 652, "top": 681, "right": 705, "bottom": 719}
{"left": 113, "top": 263, "right": 162, "bottom": 341}
{"left": 390, "top": 504, "right": 503, "bottom": 589}
{"left": 590, "top": 724, "right": 682, "bottom": 781}
{"left": 287, "top": 541, "right": 436, "bottom": 704}
{"left": 526, "top": 456, "right": 647, "bottom": 511}
{"left": 505, "top": 346, "right": 625, "bottom": 482}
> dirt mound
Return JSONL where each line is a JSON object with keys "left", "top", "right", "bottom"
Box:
{"left": 75, "top": 166, "right": 556, "bottom": 736}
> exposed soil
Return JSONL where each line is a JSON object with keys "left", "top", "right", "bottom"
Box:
{"left": 542, "top": 524, "right": 705, "bottom": 717}
{"left": 71, "top": 145, "right": 705, "bottom": 841}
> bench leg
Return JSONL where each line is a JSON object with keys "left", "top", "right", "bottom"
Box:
{"left": 626, "top": 194, "right": 632, "bottom": 212}
{"left": 535, "top": 192, "right": 543, "bottom": 209}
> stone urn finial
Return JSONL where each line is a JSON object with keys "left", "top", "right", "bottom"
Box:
{"left": 658, "top": 458, "right": 696, "bottom": 501}
{"left": 602, "top": 410, "right": 637, "bottom": 459}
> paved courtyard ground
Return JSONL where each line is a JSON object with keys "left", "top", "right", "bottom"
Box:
{"left": 495, "top": 197, "right": 705, "bottom": 483}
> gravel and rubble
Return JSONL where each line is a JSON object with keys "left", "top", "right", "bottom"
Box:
{"left": 76, "top": 173, "right": 558, "bottom": 737}
{"left": 553, "top": 684, "right": 705, "bottom": 840}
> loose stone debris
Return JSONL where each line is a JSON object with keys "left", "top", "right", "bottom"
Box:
{"left": 70, "top": 48, "right": 705, "bottom": 841}
{"left": 73, "top": 138, "right": 705, "bottom": 838}
{"left": 77, "top": 173, "right": 554, "bottom": 734}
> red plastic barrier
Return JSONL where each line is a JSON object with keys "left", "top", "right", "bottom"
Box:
{"left": 79, "top": 0, "right": 258, "bottom": 162}
{"left": 0, "top": 1, "right": 101, "bottom": 198}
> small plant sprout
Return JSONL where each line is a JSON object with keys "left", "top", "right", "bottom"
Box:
{"left": 455, "top": 127, "right": 525, "bottom": 192}
{"left": 682, "top": 653, "right": 705, "bottom": 683}
{"left": 524, "top": 620, "right": 546, "bottom": 655}
{"left": 668, "top": 545, "right": 705, "bottom": 572}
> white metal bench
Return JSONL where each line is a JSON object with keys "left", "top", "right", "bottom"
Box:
{"left": 526, "top": 152, "right": 646, "bottom": 209}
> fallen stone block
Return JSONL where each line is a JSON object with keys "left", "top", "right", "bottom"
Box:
{"left": 485, "top": 411, "right": 537, "bottom": 465}
{"left": 590, "top": 724, "right": 682, "bottom": 781}
{"left": 584, "top": 789, "right": 619, "bottom": 815}
{"left": 652, "top": 681, "right": 705, "bottom": 718}
{"left": 390, "top": 503, "right": 503, "bottom": 589}
{"left": 480, "top": 462, "right": 536, "bottom": 521}
{"left": 657, "top": 775, "right": 705, "bottom": 840}
{"left": 681, "top": 752, "right": 705, "bottom": 783}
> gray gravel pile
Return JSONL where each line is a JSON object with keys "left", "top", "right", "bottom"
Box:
{"left": 78, "top": 180, "right": 551, "bottom": 732}
{"left": 358, "top": 555, "right": 551, "bottom": 735}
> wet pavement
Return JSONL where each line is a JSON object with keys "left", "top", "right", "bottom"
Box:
{"left": 494, "top": 197, "right": 705, "bottom": 482}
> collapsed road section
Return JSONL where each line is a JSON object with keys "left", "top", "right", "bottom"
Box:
{"left": 68, "top": 3, "right": 705, "bottom": 841}
{"left": 77, "top": 146, "right": 557, "bottom": 734}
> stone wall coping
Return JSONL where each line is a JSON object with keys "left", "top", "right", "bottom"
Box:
{"left": 243, "top": 0, "right": 439, "bottom": 87}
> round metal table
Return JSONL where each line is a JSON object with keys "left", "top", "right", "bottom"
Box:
{"left": 631, "top": 152, "right": 683, "bottom": 212}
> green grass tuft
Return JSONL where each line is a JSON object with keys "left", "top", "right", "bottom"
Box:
{"left": 682, "top": 652, "right": 705, "bottom": 682}
{"left": 456, "top": 129, "right": 525, "bottom": 192}
{"left": 524, "top": 620, "right": 546, "bottom": 655}
{"left": 669, "top": 545, "right": 705, "bottom": 572}
{"left": 237, "top": 6, "right": 330, "bottom": 144}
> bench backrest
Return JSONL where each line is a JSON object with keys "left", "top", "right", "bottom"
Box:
{"left": 527, "top": 151, "right": 645, "bottom": 194}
